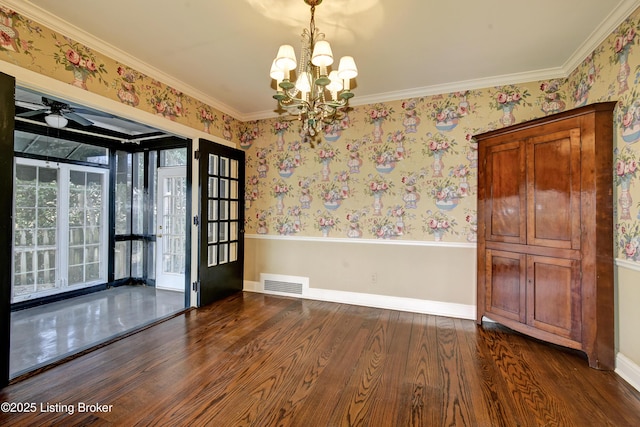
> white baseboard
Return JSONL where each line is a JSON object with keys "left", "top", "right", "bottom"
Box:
{"left": 616, "top": 353, "right": 640, "bottom": 392}
{"left": 243, "top": 280, "right": 475, "bottom": 320}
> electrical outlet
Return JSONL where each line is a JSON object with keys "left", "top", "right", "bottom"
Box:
{"left": 371, "top": 273, "right": 377, "bottom": 284}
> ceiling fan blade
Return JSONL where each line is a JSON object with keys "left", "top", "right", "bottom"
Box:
{"left": 62, "top": 111, "right": 94, "bottom": 126}
{"left": 16, "top": 99, "right": 47, "bottom": 110}
{"left": 16, "top": 109, "right": 48, "bottom": 118}
{"left": 41, "top": 97, "right": 68, "bottom": 109}
{"left": 72, "top": 107, "right": 115, "bottom": 119}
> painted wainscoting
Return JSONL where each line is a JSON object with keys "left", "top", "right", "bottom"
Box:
{"left": 243, "top": 235, "right": 476, "bottom": 319}
{"left": 616, "top": 260, "right": 640, "bottom": 392}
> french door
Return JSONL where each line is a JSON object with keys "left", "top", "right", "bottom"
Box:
{"left": 12, "top": 158, "right": 108, "bottom": 303}
{"left": 198, "top": 139, "right": 245, "bottom": 306}
{"left": 156, "top": 167, "right": 187, "bottom": 291}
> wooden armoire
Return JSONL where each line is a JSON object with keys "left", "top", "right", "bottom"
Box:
{"left": 475, "top": 102, "right": 616, "bottom": 370}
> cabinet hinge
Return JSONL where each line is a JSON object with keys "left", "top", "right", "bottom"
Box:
{"left": 193, "top": 215, "right": 199, "bottom": 226}
{"left": 192, "top": 281, "right": 199, "bottom": 292}
{"left": 194, "top": 149, "right": 201, "bottom": 160}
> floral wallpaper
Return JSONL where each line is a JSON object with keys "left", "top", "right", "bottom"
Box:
{"left": 3, "top": 4, "right": 640, "bottom": 263}
{"left": 240, "top": 6, "right": 640, "bottom": 267}
{"left": 0, "top": 5, "right": 242, "bottom": 142}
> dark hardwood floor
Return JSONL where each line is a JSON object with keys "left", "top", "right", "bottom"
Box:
{"left": 1, "top": 292, "right": 640, "bottom": 426}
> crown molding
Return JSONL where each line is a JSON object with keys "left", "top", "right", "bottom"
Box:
{"left": 563, "top": 0, "right": 640, "bottom": 74}
{"left": 3, "top": 0, "right": 640, "bottom": 123}
{"left": 352, "top": 67, "right": 569, "bottom": 106}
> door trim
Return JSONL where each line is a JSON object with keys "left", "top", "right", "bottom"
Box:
{"left": 1, "top": 72, "right": 16, "bottom": 388}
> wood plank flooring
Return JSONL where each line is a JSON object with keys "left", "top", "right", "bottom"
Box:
{"left": 1, "top": 291, "right": 640, "bottom": 426}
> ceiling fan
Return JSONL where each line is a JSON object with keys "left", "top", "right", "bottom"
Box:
{"left": 16, "top": 96, "right": 97, "bottom": 128}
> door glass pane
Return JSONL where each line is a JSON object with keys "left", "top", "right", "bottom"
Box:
{"left": 69, "top": 228, "right": 83, "bottom": 245}
{"left": 68, "top": 265, "right": 84, "bottom": 284}
{"left": 230, "top": 201, "right": 238, "bottom": 220}
{"left": 37, "top": 207, "right": 56, "bottom": 228}
{"left": 208, "top": 200, "right": 218, "bottom": 220}
{"left": 230, "top": 242, "right": 237, "bottom": 262}
{"left": 86, "top": 227, "right": 100, "bottom": 244}
{"left": 230, "top": 159, "right": 238, "bottom": 179}
{"left": 219, "top": 223, "right": 228, "bottom": 242}
{"left": 220, "top": 179, "right": 229, "bottom": 198}
{"left": 13, "top": 250, "right": 34, "bottom": 297}
{"left": 208, "top": 177, "right": 218, "bottom": 197}
{"left": 230, "top": 222, "right": 238, "bottom": 240}
{"left": 86, "top": 261, "right": 100, "bottom": 282}
{"left": 230, "top": 181, "right": 238, "bottom": 199}
{"left": 208, "top": 244, "right": 217, "bottom": 266}
{"left": 219, "top": 244, "right": 228, "bottom": 264}
{"left": 209, "top": 154, "right": 218, "bottom": 175}
{"left": 208, "top": 222, "right": 217, "bottom": 243}
{"left": 220, "top": 157, "right": 229, "bottom": 177}
{"left": 220, "top": 200, "right": 228, "bottom": 220}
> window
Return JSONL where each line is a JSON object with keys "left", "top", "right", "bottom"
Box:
{"left": 160, "top": 148, "right": 187, "bottom": 167}
{"left": 114, "top": 151, "right": 148, "bottom": 280}
{"left": 14, "top": 130, "right": 109, "bottom": 164}
{"left": 12, "top": 158, "right": 108, "bottom": 303}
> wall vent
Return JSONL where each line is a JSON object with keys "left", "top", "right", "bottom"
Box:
{"left": 260, "top": 273, "right": 309, "bottom": 297}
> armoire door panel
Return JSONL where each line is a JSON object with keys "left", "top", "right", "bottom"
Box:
{"left": 526, "top": 129, "right": 582, "bottom": 249}
{"left": 526, "top": 255, "right": 581, "bottom": 341}
{"left": 485, "top": 141, "right": 526, "bottom": 244}
{"left": 485, "top": 249, "right": 526, "bottom": 322}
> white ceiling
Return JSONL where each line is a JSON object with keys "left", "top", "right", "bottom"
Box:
{"left": 6, "top": 0, "right": 640, "bottom": 121}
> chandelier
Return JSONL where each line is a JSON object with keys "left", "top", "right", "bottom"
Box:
{"left": 270, "top": 0, "right": 358, "bottom": 138}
